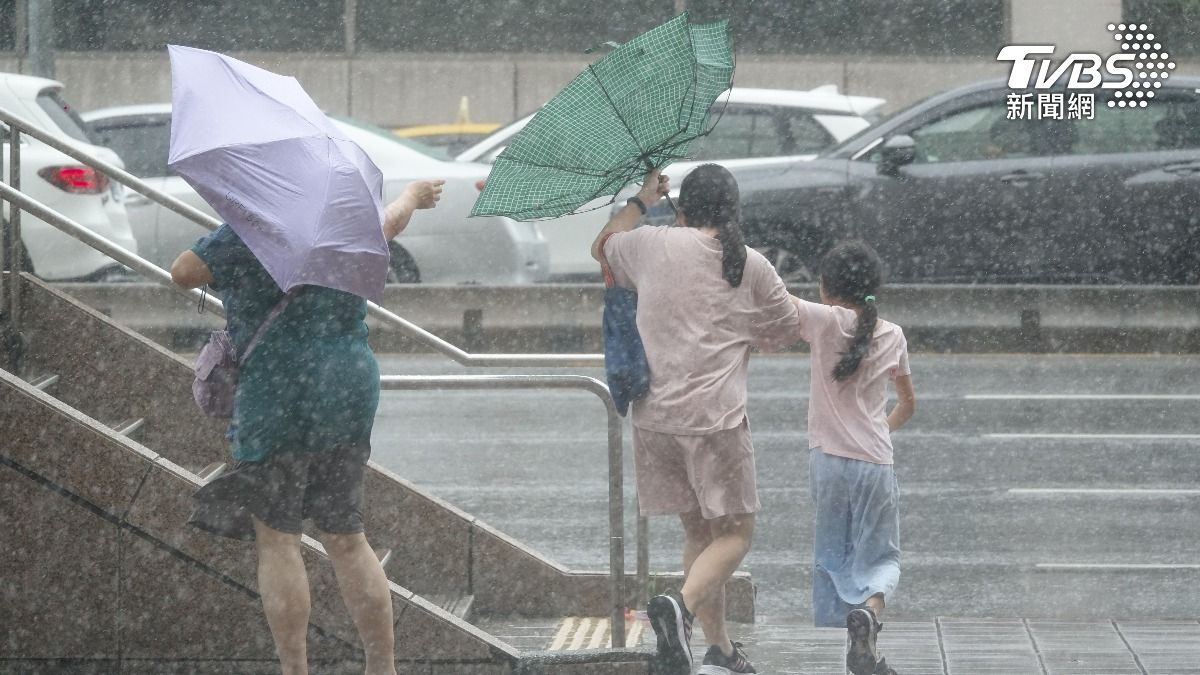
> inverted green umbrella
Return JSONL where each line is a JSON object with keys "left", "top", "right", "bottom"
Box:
{"left": 470, "top": 12, "right": 734, "bottom": 220}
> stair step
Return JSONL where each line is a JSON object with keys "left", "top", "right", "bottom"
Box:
{"left": 111, "top": 417, "right": 146, "bottom": 438}
{"left": 425, "top": 593, "right": 475, "bottom": 621}
{"left": 26, "top": 373, "right": 59, "bottom": 392}
{"left": 476, "top": 614, "right": 650, "bottom": 652}
{"left": 198, "top": 462, "right": 226, "bottom": 484}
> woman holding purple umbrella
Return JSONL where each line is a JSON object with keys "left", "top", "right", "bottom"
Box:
{"left": 171, "top": 179, "right": 442, "bottom": 675}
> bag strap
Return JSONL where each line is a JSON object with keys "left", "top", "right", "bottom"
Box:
{"left": 597, "top": 232, "right": 619, "bottom": 289}
{"left": 238, "top": 289, "right": 299, "bottom": 365}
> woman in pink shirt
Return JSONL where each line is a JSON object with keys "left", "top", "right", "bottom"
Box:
{"left": 591, "top": 164, "right": 801, "bottom": 674}
{"left": 793, "top": 241, "right": 916, "bottom": 675}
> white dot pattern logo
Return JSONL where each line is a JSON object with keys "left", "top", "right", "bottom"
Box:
{"left": 1110, "top": 22, "right": 1174, "bottom": 111}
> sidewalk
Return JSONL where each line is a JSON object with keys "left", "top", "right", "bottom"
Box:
{"left": 487, "top": 616, "right": 1200, "bottom": 674}
{"left": 714, "top": 618, "right": 1200, "bottom": 674}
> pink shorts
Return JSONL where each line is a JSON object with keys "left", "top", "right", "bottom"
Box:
{"left": 632, "top": 419, "right": 760, "bottom": 520}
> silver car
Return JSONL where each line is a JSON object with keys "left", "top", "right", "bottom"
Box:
{"left": 83, "top": 104, "right": 549, "bottom": 284}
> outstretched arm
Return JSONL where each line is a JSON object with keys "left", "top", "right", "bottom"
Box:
{"left": 887, "top": 374, "right": 916, "bottom": 431}
{"left": 383, "top": 179, "right": 445, "bottom": 241}
{"left": 590, "top": 169, "right": 669, "bottom": 261}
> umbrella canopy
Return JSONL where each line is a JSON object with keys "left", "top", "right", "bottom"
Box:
{"left": 470, "top": 13, "right": 733, "bottom": 221}
{"left": 167, "top": 45, "right": 389, "bottom": 301}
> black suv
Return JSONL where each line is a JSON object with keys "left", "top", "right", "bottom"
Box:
{"left": 700, "top": 77, "right": 1200, "bottom": 284}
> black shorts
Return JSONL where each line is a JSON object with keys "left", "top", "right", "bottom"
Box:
{"left": 187, "top": 442, "right": 371, "bottom": 541}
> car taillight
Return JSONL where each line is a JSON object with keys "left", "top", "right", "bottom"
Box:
{"left": 38, "top": 166, "right": 110, "bottom": 194}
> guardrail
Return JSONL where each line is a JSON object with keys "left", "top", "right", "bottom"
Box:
{"left": 52, "top": 281, "right": 1200, "bottom": 354}
{"left": 0, "top": 107, "right": 642, "bottom": 645}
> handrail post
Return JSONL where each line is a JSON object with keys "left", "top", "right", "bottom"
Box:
{"left": 7, "top": 126, "right": 20, "bottom": 333}
{"left": 606, "top": 394, "right": 626, "bottom": 648}
{"left": 637, "top": 510, "right": 649, "bottom": 607}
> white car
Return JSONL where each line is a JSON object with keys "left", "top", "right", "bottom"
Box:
{"left": 82, "top": 104, "right": 549, "bottom": 285}
{"left": 458, "top": 86, "right": 886, "bottom": 279}
{"left": 0, "top": 73, "right": 136, "bottom": 280}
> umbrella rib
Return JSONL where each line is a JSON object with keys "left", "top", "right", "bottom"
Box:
{"left": 585, "top": 64, "right": 652, "bottom": 169}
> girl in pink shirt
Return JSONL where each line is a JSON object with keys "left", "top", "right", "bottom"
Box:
{"left": 793, "top": 241, "right": 916, "bottom": 675}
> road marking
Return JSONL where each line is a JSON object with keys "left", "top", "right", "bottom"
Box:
{"left": 966, "top": 394, "right": 1200, "bottom": 400}
{"left": 987, "top": 433, "right": 1200, "bottom": 440}
{"left": 569, "top": 618, "right": 591, "bottom": 650}
{"left": 1037, "top": 563, "right": 1200, "bottom": 570}
{"left": 549, "top": 618, "right": 574, "bottom": 651}
{"left": 1009, "top": 488, "right": 1200, "bottom": 496}
{"left": 589, "top": 619, "right": 609, "bottom": 649}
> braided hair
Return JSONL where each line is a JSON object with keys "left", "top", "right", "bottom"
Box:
{"left": 819, "top": 240, "right": 883, "bottom": 381}
{"left": 678, "top": 164, "right": 746, "bottom": 287}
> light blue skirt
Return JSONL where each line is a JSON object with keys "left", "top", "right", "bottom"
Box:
{"left": 809, "top": 448, "right": 901, "bottom": 627}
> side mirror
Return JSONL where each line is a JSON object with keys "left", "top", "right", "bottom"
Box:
{"left": 877, "top": 134, "right": 916, "bottom": 176}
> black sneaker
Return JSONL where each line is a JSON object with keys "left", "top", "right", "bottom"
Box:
{"left": 846, "top": 607, "right": 883, "bottom": 675}
{"left": 697, "top": 641, "right": 756, "bottom": 674}
{"left": 647, "top": 592, "right": 694, "bottom": 666}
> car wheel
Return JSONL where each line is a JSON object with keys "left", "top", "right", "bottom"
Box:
{"left": 387, "top": 242, "right": 420, "bottom": 284}
{"left": 754, "top": 243, "right": 823, "bottom": 284}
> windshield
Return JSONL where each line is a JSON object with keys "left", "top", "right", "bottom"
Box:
{"left": 37, "top": 90, "right": 99, "bottom": 145}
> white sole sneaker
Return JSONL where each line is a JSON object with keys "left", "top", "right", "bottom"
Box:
{"left": 647, "top": 594, "right": 692, "bottom": 666}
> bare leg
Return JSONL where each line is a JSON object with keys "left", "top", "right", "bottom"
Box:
{"left": 678, "top": 511, "right": 755, "bottom": 656}
{"left": 253, "top": 517, "right": 310, "bottom": 675}
{"left": 866, "top": 592, "right": 885, "bottom": 619}
{"left": 318, "top": 531, "right": 397, "bottom": 675}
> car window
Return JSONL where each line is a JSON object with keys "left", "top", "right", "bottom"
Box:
{"left": 908, "top": 103, "right": 1049, "bottom": 163}
{"left": 37, "top": 90, "right": 98, "bottom": 144}
{"left": 690, "top": 108, "right": 787, "bottom": 160}
{"left": 1057, "top": 94, "right": 1200, "bottom": 155}
{"left": 91, "top": 120, "right": 171, "bottom": 178}
{"left": 783, "top": 110, "right": 837, "bottom": 154}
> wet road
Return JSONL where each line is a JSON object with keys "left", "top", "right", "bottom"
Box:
{"left": 371, "top": 353, "right": 1200, "bottom": 620}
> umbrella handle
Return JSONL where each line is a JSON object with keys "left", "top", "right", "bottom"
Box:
{"left": 643, "top": 159, "right": 678, "bottom": 217}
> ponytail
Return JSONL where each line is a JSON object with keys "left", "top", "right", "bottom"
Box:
{"left": 832, "top": 296, "right": 877, "bottom": 381}
{"left": 819, "top": 241, "right": 884, "bottom": 381}
{"left": 678, "top": 163, "right": 745, "bottom": 287}
{"left": 717, "top": 220, "right": 747, "bottom": 287}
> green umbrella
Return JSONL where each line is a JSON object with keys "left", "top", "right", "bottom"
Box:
{"left": 470, "top": 12, "right": 734, "bottom": 221}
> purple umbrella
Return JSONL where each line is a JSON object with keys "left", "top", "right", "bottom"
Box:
{"left": 167, "top": 44, "right": 389, "bottom": 302}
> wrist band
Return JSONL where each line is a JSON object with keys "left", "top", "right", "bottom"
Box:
{"left": 627, "top": 196, "right": 648, "bottom": 215}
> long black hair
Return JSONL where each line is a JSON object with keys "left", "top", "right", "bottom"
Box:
{"left": 819, "top": 240, "right": 883, "bottom": 381}
{"left": 678, "top": 163, "right": 746, "bottom": 287}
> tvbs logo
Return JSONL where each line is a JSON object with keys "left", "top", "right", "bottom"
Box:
{"left": 998, "top": 23, "right": 1174, "bottom": 109}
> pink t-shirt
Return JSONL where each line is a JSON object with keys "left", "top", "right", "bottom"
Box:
{"left": 796, "top": 300, "right": 910, "bottom": 464}
{"left": 604, "top": 226, "right": 801, "bottom": 435}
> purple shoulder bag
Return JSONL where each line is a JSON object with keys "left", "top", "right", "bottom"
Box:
{"left": 192, "top": 291, "right": 295, "bottom": 418}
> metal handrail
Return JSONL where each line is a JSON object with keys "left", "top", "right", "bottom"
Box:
{"left": 0, "top": 106, "right": 649, "bottom": 643}
{"left": 380, "top": 374, "right": 626, "bottom": 644}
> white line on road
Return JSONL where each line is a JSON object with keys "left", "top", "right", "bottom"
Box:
{"left": 966, "top": 394, "right": 1200, "bottom": 400}
{"left": 1036, "top": 563, "right": 1200, "bottom": 570}
{"left": 1009, "top": 488, "right": 1200, "bottom": 496}
{"left": 987, "top": 433, "right": 1200, "bottom": 440}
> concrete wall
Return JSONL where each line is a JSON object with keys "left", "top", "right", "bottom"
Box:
{"left": 5, "top": 0, "right": 1193, "bottom": 127}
